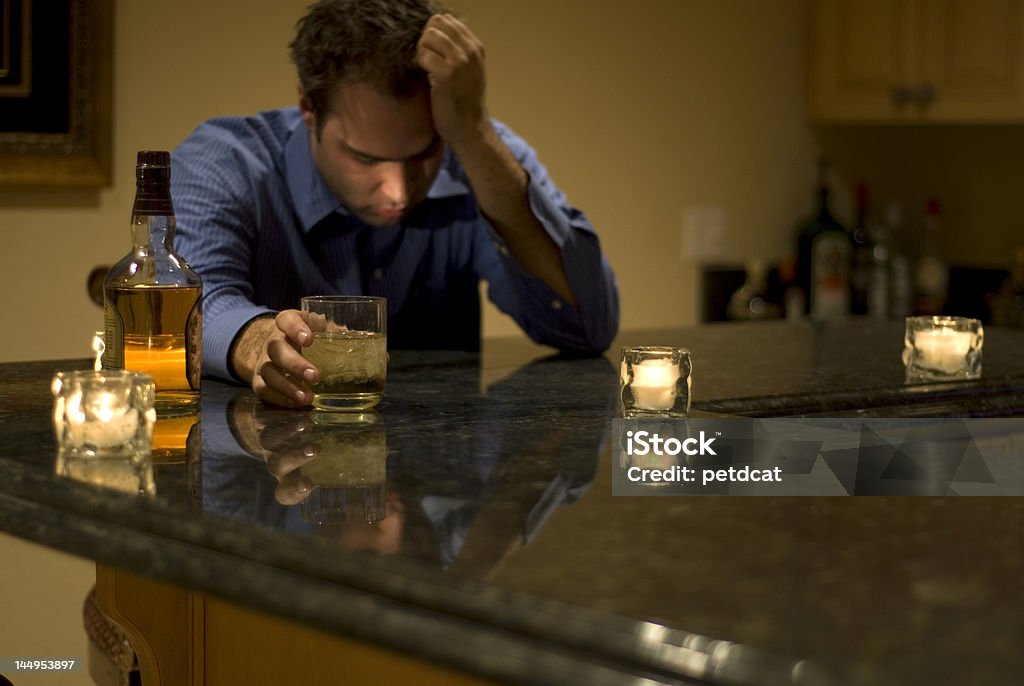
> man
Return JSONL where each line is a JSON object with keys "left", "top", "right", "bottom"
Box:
{"left": 172, "top": 0, "right": 619, "bottom": 408}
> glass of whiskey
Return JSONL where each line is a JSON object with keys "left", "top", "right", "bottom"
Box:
{"left": 300, "top": 296, "right": 387, "bottom": 411}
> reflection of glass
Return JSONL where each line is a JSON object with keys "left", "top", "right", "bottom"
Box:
{"left": 902, "top": 316, "right": 983, "bottom": 382}
{"left": 620, "top": 346, "right": 692, "bottom": 417}
{"left": 616, "top": 418, "right": 690, "bottom": 488}
{"left": 301, "top": 412, "right": 387, "bottom": 524}
{"left": 51, "top": 370, "right": 156, "bottom": 460}
{"left": 55, "top": 453, "right": 156, "bottom": 496}
{"left": 300, "top": 296, "right": 387, "bottom": 412}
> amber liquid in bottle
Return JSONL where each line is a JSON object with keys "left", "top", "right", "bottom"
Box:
{"left": 104, "top": 151, "right": 202, "bottom": 413}
{"left": 106, "top": 286, "right": 201, "bottom": 401}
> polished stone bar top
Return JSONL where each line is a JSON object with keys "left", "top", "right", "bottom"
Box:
{"left": 1, "top": 320, "right": 1022, "bottom": 686}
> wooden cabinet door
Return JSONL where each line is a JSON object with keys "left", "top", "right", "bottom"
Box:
{"left": 918, "top": 0, "right": 1024, "bottom": 121}
{"left": 810, "top": 0, "right": 1024, "bottom": 122}
{"left": 809, "top": 0, "right": 918, "bottom": 122}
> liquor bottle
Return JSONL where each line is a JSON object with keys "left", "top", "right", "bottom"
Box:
{"left": 103, "top": 151, "right": 202, "bottom": 413}
{"left": 726, "top": 259, "right": 781, "bottom": 320}
{"left": 913, "top": 197, "right": 949, "bottom": 315}
{"left": 849, "top": 184, "right": 873, "bottom": 315}
{"left": 795, "top": 159, "right": 851, "bottom": 319}
{"left": 884, "top": 202, "right": 913, "bottom": 318}
{"left": 989, "top": 248, "right": 1024, "bottom": 327}
{"left": 866, "top": 202, "right": 894, "bottom": 318}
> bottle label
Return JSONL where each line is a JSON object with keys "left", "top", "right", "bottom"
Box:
{"left": 103, "top": 298, "right": 125, "bottom": 370}
{"left": 811, "top": 232, "right": 851, "bottom": 319}
{"left": 185, "top": 295, "right": 203, "bottom": 391}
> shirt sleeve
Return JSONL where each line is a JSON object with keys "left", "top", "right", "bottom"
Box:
{"left": 475, "top": 121, "right": 619, "bottom": 354}
{"left": 172, "top": 123, "right": 277, "bottom": 384}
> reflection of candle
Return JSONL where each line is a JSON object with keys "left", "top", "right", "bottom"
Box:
{"left": 631, "top": 358, "right": 680, "bottom": 410}
{"left": 67, "top": 390, "right": 139, "bottom": 449}
{"left": 916, "top": 329, "right": 973, "bottom": 374}
{"left": 92, "top": 332, "right": 105, "bottom": 372}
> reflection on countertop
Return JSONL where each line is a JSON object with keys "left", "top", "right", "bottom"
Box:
{"left": 1, "top": 321, "right": 1023, "bottom": 685}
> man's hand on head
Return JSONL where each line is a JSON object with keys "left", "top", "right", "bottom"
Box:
{"left": 249, "top": 309, "right": 321, "bottom": 408}
{"left": 416, "top": 13, "right": 489, "bottom": 148}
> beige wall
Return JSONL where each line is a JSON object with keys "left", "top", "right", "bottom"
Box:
{"left": 0, "top": 0, "right": 818, "bottom": 362}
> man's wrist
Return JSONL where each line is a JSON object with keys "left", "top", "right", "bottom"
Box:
{"left": 229, "top": 314, "right": 277, "bottom": 384}
{"left": 446, "top": 115, "right": 497, "bottom": 157}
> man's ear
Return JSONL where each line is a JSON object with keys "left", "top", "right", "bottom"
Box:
{"left": 298, "top": 85, "right": 316, "bottom": 131}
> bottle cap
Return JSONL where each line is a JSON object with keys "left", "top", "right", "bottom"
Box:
{"left": 133, "top": 150, "right": 173, "bottom": 216}
{"left": 136, "top": 150, "right": 170, "bottom": 167}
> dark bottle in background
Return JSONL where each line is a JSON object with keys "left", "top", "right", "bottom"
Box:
{"left": 989, "top": 248, "right": 1024, "bottom": 327}
{"left": 795, "top": 159, "right": 851, "bottom": 319}
{"left": 727, "top": 259, "right": 781, "bottom": 320}
{"left": 849, "top": 183, "right": 873, "bottom": 315}
{"left": 913, "top": 197, "right": 949, "bottom": 315}
{"left": 866, "top": 203, "right": 893, "bottom": 318}
{"left": 103, "top": 151, "right": 203, "bottom": 414}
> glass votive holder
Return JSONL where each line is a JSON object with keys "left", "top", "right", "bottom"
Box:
{"left": 902, "top": 316, "right": 983, "bottom": 382}
{"left": 620, "top": 346, "right": 692, "bottom": 418}
{"left": 52, "top": 370, "right": 157, "bottom": 461}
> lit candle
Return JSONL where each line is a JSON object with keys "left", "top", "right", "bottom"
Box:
{"left": 92, "top": 332, "right": 105, "bottom": 372}
{"left": 66, "top": 390, "right": 139, "bottom": 450}
{"left": 915, "top": 329, "right": 973, "bottom": 374}
{"left": 630, "top": 358, "right": 681, "bottom": 410}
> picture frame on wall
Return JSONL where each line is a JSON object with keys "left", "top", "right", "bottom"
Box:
{"left": 0, "top": 0, "right": 112, "bottom": 188}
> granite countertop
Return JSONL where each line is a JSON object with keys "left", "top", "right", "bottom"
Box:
{"left": 1, "top": 320, "right": 1022, "bottom": 686}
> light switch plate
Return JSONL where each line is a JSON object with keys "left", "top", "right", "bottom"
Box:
{"left": 681, "top": 206, "right": 727, "bottom": 263}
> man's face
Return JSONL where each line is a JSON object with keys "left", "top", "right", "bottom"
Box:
{"left": 302, "top": 82, "right": 445, "bottom": 227}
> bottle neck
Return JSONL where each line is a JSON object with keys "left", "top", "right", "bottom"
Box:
{"left": 131, "top": 213, "right": 176, "bottom": 253}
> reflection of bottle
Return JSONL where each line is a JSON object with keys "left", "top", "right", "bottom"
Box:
{"left": 795, "top": 159, "right": 850, "bottom": 319}
{"left": 151, "top": 412, "right": 201, "bottom": 464}
{"left": 913, "top": 197, "right": 949, "bottom": 315}
{"left": 103, "top": 151, "right": 203, "bottom": 414}
{"left": 727, "top": 259, "right": 781, "bottom": 320}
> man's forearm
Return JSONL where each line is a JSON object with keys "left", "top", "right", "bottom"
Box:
{"left": 450, "top": 123, "right": 576, "bottom": 306}
{"left": 229, "top": 316, "right": 277, "bottom": 383}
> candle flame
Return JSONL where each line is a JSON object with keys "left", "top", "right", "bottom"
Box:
{"left": 92, "top": 332, "right": 105, "bottom": 372}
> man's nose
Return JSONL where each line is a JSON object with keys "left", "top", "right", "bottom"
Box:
{"left": 378, "top": 163, "right": 410, "bottom": 207}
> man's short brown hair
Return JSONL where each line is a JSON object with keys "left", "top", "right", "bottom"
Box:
{"left": 290, "top": 0, "right": 448, "bottom": 133}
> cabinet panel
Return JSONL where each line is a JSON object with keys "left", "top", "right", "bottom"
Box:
{"left": 810, "top": 0, "right": 1024, "bottom": 122}
{"left": 919, "top": 0, "right": 1024, "bottom": 120}
{"left": 810, "top": 0, "right": 917, "bottom": 121}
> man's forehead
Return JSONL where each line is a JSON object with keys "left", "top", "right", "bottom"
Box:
{"left": 326, "top": 82, "right": 437, "bottom": 158}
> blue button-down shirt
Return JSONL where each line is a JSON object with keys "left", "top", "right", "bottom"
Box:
{"left": 171, "top": 107, "right": 618, "bottom": 382}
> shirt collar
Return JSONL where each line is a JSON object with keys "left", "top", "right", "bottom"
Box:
{"left": 284, "top": 120, "right": 344, "bottom": 233}
{"left": 284, "top": 117, "right": 472, "bottom": 234}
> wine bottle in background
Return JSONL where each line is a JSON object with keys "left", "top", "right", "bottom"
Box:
{"left": 866, "top": 200, "right": 895, "bottom": 318}
{"left": 103, "top": 151, "right": 203, "bottom": 413}
{"left": 884, "top": 202, "right": 913, "bottom": 318}
{"left": 913, "top": 197, "right": 949, "bottom": 315}
{"left": 795, "top": 158, "right": 850, "bottom": 318}
{"left": 849, "top": 183, "right": 873, "bottom": 315}
{"left": 988, "top": 248, "right": 1024, "bottom": 327}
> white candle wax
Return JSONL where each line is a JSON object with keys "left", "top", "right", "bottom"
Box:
{"left": 66, "top": 390, "right": 139, "bottom": 450}
{"left": 631, "top": 358, "right": 680, "bottom": 410}
{"left": 915, "top": 329, "right": 973, "bottom": 374}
